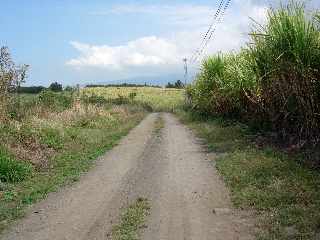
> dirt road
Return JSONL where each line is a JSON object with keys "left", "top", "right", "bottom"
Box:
{"left": 1, "top": 113, "right": 255, "bottom": 240}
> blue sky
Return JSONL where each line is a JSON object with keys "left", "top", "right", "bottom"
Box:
{"left": 1, "top": 0, "right": 319, "bottom": 86}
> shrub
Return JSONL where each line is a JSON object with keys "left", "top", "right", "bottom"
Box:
{"left": 0, "top": 47, "right": 28, "bottom": 121}
{"left": 17, "top": 86, "right": 45, "bottom": 94}
{"left": 38, "top": 90, "right": 73, "bottom": 111}
{"left": 48, "top": 82, "right": 62, "bottom": 92}
{"left": 166, "top": 80, "right": 185, "bottom": 89}
{"left": 129, "top": 92, "right": 137, "bottom": 101}
{"left": 0, "top": 147, "right": 32, "bottom": 183}
{"left": 64, "top": 86, "right": 75, "bottom": 92}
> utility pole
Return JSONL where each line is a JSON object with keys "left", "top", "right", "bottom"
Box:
{"left": 183, "top": 58, "right": 188, "bottom": 88}
{"left": 183, "top": 58, "right": 189, "bottom": 104}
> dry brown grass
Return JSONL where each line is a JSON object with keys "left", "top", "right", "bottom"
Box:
{"left": 1, "top": 103, "right": 138, "bottom": 169}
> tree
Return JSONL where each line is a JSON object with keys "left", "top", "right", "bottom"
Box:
{"left": 174, "top": 80, "right": 184, "bottom": 89}
{"left": 166, "top": 80, "right": 184, "bottom": 89}
{"left": 17, "top": 86, "right": 45, "bottom": 94}
{"left": 166, "top": 82, "right": 174, "bottom": 88}
{"left": 49, "top": 82, "right": 63, "bottom": 92}
{"left": 64, "top": 86, "right": 74, "bottom": 92}
{"left": 0, "top": 46, "right": 28, "bottom": 120}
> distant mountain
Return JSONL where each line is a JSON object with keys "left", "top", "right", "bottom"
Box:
{"left": 84, "top": 74, "right": 187, "bottom": 87}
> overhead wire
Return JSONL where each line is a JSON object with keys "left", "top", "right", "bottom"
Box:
{"left": 190, "top": 0, "right": 226, "bottom": 63}
{"left": 190, "top": 0, "right": 225, "bottom": 63}
{"left": 197, "top": 0, "right": 232, "bottom": 61}
{"left": 191, "top": 0, "right": 233, "bottom": 64}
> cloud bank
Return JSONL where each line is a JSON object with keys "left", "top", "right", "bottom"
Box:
{"left": 67, "top": 1, "right": 269, "bottom": 75}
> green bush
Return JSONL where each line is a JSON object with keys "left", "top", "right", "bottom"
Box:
{"left": 17, "top": 86, "right": 45, "bottom": 94}
{"left": 129, "top": 92, "right": 137, "bottom": 101}
{"left": 0, "top": 47, "right": 28, "bottom": 122}
{"left": 48, "top": 82, "right": 62, "bottom": 92}
{"left": 0, "top": 147, "right": 32, "bottom": 183}
{"left": 38, "top": 90, "right": 73, "bottom": 111}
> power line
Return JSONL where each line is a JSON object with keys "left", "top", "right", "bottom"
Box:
{"left": 191, "top": 0, "right": 233, "bottom": 63}
{"left": 190, "top": 0, "right": 225, "bottom": 63}
{"left": 196, "top": 0, "right": 232, "bottom": 61}
{"left": 197, "top": 0, "right": 232, "bottom": 60}
{"left": 192, "top": 0, "right": 225, "bottom": 57}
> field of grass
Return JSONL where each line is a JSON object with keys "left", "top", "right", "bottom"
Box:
{"left": 83, "top": 87, "right": 185, "bottom": 112}
{"left": 177, "top": 110, "right": 320, "bottom": 239}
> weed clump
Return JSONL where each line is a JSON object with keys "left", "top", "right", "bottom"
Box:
{"left": 38, "top": 90, "right": 73, "bottom": 111}
{"left": 39, "top": 127, "right": 64, "bottom": 150}
{"left": 0, "top": 147, "right": 32, "bottom": 183}
{"left": 112, "top": 198, "right": 150, "bottom": 240}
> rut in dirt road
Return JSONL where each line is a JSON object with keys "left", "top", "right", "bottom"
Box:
{"left": 1, "top": 113, "right": 255, "bottom": 240}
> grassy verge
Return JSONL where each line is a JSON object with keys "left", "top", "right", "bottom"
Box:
{"left": 153, "top": 114, "right": 165, "bottom": 134}
{"left": 177, "top": 110, "right": 320, "bottom": 240}
{"left": 0, "top": 104, "right": 146, "bottom": 233}
{"left": 112, "top": 197, "right": 150, "bottom": 240}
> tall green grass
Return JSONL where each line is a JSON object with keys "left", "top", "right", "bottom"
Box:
{"left": 187, "top": 2, "right": 320, "bottom": 147}
{"left": 249, "top": 2, "right": 320, "bottom": 141}
{"left": 187, "top": 50, "right": 258, "bottom": 118}
{"left": 0, "top": 147, "right": 32, "bottom": 183}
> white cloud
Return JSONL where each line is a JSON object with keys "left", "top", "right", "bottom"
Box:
{"left": 68, "top": 2, "right": 268, "bottom": 76}
{"left": 67, "top": 36, "right": 181, "bottom": 69}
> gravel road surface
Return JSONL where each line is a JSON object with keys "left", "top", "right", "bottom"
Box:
{"left": 1, "top": 113, "right": 255, "bottom": 240}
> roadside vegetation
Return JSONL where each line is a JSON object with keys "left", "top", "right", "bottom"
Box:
{"left": 187, "top": 2, "right": 320, "bottom": 154}
{"left": 178, "top": 111, "right": 320, "bottom": 239}
{"left": 183, "top": 2, "right": 320, "bottom": 239}
{"left": 0, "top": 47, "right": 150, "bottom": 232}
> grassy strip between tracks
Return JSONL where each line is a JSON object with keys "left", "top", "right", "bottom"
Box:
{"left": 112, "top": 197, "right": 150, "bottom": 240}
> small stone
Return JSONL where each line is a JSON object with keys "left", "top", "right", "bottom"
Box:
{"left": 139, "top": 224, "right": 148, "bottom": 229}
{"left": 212, "top": 208, "right": 231, "bottom": 215}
